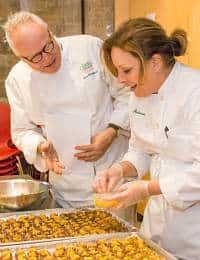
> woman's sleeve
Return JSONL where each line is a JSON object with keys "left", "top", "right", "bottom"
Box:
{"left": 123, "top": 135, "right": 151, "bottom": 179}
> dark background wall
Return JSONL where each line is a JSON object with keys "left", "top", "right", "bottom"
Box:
{"left": 0, "top": 0, "right": 114, "bottom": 98}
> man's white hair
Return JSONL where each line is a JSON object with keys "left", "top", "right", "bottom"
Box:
{"left": 3, "top": 11, "right": 48, "bottom": 55}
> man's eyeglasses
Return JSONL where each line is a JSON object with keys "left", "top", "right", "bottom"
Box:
{"left": 22, "top": 30, "right": 54, "bottom": 64}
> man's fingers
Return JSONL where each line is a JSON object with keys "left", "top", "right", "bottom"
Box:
{"left": 74, "top": 151, "right": 100, "bottom": 162}
{"left": 53, "top": 166, "right": 63, "bottom": 175}
{"left": 53, "top": 162, "right": 65, "bottom": 175}
{"left": 83, "top": 156, "right": 98, "bottom": 162}
{"left": 74, "top": 144, "right": 94, "bottom": 151}
{"left": 74, "top": 151, "right": 94, "bottom": 159}
{"left": 42, "top": 156, "right": 65, "bottom": 174}
{"left": 56, "top": 161, "right": 65, "bottom": 169}
{"left": 39, "top": 140, "right": 52, "bottom": 152}
{"left": 43, "top": 158, "right": 52, "bottom": 169}
{"left": 41, "top": 152, "right": 48, "bottom": 159}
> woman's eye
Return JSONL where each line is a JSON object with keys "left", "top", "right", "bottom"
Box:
{"left": 123, "top": 69, "right": 131, "bottom": 74}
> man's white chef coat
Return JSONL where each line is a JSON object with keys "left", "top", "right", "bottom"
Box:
{"left": 123, "top": 62, "right": 200, "bottom": 259}
{"left": 5, "top": 35, "right": 130, "bottom": 207}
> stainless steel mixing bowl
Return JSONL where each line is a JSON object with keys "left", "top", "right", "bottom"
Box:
{"left": 0, "top": 176, "right": 51, "bottom": 210}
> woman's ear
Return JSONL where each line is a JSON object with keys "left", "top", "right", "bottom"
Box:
{"left": 150, "top": 54, "right": 163, "bottom": 72}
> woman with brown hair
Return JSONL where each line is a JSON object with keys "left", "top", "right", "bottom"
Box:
{"left": 93, "top": 18, "right": 200, "bottom": 259}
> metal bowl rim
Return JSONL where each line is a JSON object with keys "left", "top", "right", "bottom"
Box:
{"left": 0, "top": 179, "right": 51, "bottom": 199}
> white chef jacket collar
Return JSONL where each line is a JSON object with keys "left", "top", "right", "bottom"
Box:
{"left": 156, "top": 61, "right": 180, "bottom": 98}
{"left": 56, "top": 37, "right": 72, "bottom": 69}
{"left": 56, "top": 37, "right": 63, "bottom": 52}
{"left": 57, "top": 37, "right": 69, "bottom": 59}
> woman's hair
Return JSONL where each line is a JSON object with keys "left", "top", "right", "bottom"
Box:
{"left": 103, "top": 18, "right": 188, "bottom": 78}
{"left": 3, "top": 11, "right": 48, "bottom": 55}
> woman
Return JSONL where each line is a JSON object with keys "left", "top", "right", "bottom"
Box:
{"left": 93, "top": 18, "right": 200, "bottom": 259}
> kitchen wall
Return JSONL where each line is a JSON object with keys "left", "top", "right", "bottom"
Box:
{"left": 115, "top": 0, "right": 200, "bottom": 69}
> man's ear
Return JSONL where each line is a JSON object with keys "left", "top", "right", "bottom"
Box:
{"left": 150, "top": 54, "right": 163, "bottom": 72}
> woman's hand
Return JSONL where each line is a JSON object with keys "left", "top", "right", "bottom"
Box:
{"left": 37, "top": 140, "right": 65, "bottom": 174}
{"left": 101, "top": 180, "right": 150, "bottom": 209}
{"left": 92, "top": 163, "right": 123, "bottom": 193}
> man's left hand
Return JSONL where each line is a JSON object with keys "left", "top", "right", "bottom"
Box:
{"left": 74, "top": 128, "right": 117, "bottom": 162}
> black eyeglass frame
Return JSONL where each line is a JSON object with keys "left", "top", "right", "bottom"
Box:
{"left": 21, "top": 30, "right": 54, "bottom": 64}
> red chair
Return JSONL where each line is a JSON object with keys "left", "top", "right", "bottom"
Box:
{"left": 0, "top": 102, "right": 20, "bottom": 161}
{"left": 0, "top": 102, "right": 48, "bottom": 179}
{"left": 0, "top": 157, "right": 17, "bottom": 168}
{"left": 0, "top": 164, "right": 17, "bottom": 175}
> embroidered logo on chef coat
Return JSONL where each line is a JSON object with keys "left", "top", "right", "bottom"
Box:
{"left": 80, "top": 61, "right": 98, "bottom": 79}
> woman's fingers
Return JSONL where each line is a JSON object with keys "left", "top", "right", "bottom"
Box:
{"left": 110, "top": 202, "right": 124, "bottom": 210}
{"left": 100, "top": 177, "right": 109, "bottom": 193}
{"left": 107, "top": 178, "right": 118, "bottom": 192}
{"left": 102, "top": 191, "right": 123, "bottom": 201}
{"left": 93, "top": 171, "right": 108, "bottom": 193}
{"left": 94, "top": 178, "right": 106, "bottom": 193}
{"left": 92, "top": 179, "right": 98, "bottom": 191}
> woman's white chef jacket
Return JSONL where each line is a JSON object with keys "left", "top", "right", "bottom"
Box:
{"left": 5, "top": 35, "right": 130, "bottom": 207}
{"left": 123, "top": 62, "right": 200, "bottom": 259}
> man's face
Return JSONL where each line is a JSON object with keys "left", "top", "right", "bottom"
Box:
{"left": 12, "top": 22, "right": 61, "bottom": 73}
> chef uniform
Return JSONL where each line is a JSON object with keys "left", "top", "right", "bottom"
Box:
{"left": 123, "top": 62, "right": 200, "bottom": 259}
{"left": 6, "top": 35, "right": 130, "bottom": 208}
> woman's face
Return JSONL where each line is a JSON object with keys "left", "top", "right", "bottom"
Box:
{"left": 111, "top": 47, "right": 160, "bottom": 97}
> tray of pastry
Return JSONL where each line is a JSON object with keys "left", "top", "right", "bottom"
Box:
{"left": 0, "top": 232, "right": 177, "bottom": 260}
{"left": 0, "top": 207, "right": 135, "bottom": 247}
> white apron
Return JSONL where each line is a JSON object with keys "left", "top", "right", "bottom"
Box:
{"left": 44, "top": 111, "right": 94, "bottom": 207}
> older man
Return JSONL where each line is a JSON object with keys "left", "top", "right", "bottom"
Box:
{"left": 4, "top": 12, "right": 130, "bottom": 208}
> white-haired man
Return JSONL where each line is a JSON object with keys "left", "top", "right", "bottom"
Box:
{"left": 4, "top": 12, "right": 130, "bottom": 208}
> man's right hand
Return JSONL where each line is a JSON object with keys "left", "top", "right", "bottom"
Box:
{"left": 37, "top": 140, "right": 65, "bottom": 174}
{"left": 92, "top": 163, "right": 124, "bottom": 193}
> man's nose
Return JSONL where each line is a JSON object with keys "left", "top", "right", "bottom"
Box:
{"left": 42, "top": 52, "right": 52, "bottom": 62}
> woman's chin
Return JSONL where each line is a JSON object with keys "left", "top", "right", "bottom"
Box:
{"left": 134, "top": 89, "right": 149, "bottom": 98}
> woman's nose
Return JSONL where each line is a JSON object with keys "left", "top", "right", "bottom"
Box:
{"left": 117, "top": 74, "right": 126, "bottom": 84}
